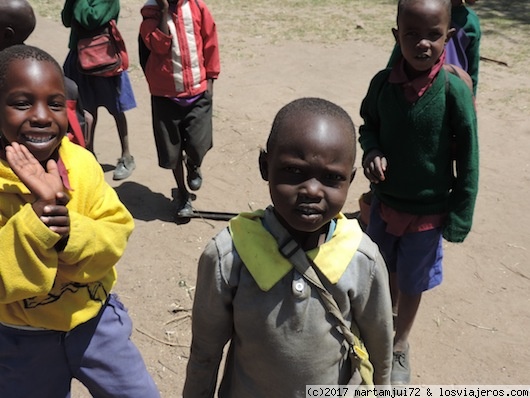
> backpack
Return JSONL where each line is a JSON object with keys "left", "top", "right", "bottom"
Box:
{"left": 76, "top": 20, "right": 128, "bottom": 77}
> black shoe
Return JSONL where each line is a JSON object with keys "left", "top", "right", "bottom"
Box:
{"left": 174, "top": 191, "right": 193, "bottom": 218}
{"left": 176, "top": 199, "right": 193, "bottom": 218}
{"left": 186, "top": 161, "right": 202, "bottom": 191}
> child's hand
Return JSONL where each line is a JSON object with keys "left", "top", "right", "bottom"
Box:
{"left": 5, "top": 142, "right": 64, "bottom": 216}
{"left": 363, "top": 149, "right": 388, "bottom": 183}
{"left": 41, "top": 191, "right": 70, "bottom": 238}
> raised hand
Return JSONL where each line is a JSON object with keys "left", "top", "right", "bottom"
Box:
{"left": 5, "top": 142, "right": 64, "bottom": 216}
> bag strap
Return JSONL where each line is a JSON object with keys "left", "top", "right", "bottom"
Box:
{"left": 264, "top": 211, "right": 361, "bottom": 358}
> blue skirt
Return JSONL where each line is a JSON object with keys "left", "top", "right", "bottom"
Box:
{"left": 63, "top": 50, "right": 136, "bottom": 116}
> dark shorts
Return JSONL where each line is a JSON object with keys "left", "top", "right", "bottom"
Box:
{"left": 367, "top": 198, "right": 443, "bottom": 295}
{"left": 0, "top": 294, "right": 160, "bottom": 398}
{"left": 151, "top": 93, "right": 213, "bottom": 169}
{"left": 63, "top": 50, "right": 136, "bottom": 116}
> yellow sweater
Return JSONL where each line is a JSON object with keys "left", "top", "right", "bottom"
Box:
{"left": 0, "top": 138, "right": 134, "bottom": 331}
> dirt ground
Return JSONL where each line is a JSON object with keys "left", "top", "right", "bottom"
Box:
{"left": 27, "top": 1, "right": 530, "bottom": 396}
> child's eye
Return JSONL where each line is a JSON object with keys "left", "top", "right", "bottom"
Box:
{"left": 323, "top": 174, "right": 347, "bottom": 188}
{"left": 326, "top": 173, "right": 346, "bottom": 182}
{"left": 13, "top": 101, "right": 31, "bottom": 110}
{"left": 50, "top": 102, "right": 66, "bottom": 111}
{"left": 429, "top": 32, "right": 443, "bottom": 41}
{"left": 284, "top": 166, "right": 302, "bottom": 174}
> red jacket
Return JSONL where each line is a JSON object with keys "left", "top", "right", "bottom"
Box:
{"left": 140, "top": 0, "right": 220, "bottom": 98}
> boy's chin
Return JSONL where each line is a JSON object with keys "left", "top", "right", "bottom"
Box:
{"left": 286, "top": 215, "right": 333, "bottom": 236}
{"left": 27, "top": 138, "right": 64, "bottom": 163}
{"left": 405, "top": 62, "right": 435, "bottom": 77}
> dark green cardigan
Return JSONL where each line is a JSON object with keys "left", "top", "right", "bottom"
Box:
{"left": 359, "top": 68, "right": 479, "bottom": 243}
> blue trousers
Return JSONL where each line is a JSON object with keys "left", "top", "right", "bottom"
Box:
{"left": 367, "top": 198, "right": 443, "bottom": 295}
{"left": 0, "top": 294, "right": 160, "bottom": 398}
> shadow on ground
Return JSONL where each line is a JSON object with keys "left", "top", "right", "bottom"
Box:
{"left": 474, "top": 0, "right": 530, "bottom": 31}
{"left": 100, "top": 163, "right": 115, "bottom": 173}
{"left": 114, "top": 181, "right": 175, "bottom": 222}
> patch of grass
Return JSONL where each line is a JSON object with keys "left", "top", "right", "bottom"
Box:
{"left": 473, "top": 2, "right": 530, "bottom": 71}
{"left": 208, "top": 0, "right": 396, "bottom": 45}
{"left": 31, "top": 0, "right": 62, "bottom": 19}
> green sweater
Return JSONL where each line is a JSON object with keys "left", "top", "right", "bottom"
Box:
{"left": 359, "top": 68, "right": 479, "bottom": 243}
{"left": 61, "top": 0, "right": 120, "bottom": 49}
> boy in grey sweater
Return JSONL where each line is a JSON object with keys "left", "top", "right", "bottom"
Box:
{"left": 183, "top": 98, "right": 393, "bottom": 397}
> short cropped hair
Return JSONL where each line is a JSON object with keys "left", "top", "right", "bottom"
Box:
{"left": 397, "top": 0, "right": 452, "bottom": 26}
{"left": 0, "top": 0, "right": 36, "bottom": 45}
{"left": 266, "top": 97, "right": 356, "bottom": 153}
{"left": 0, "top": 44, "right": 64, "bottom": 92}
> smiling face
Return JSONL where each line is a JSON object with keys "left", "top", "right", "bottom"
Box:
{"left": 393, "top": 0, "right": 454, "bottom": 76}
{"left": 0, "top": 57, "right": 67, "bottom": 163}
{"left": 260, "top": 110, "right": 356, "bottom": 245}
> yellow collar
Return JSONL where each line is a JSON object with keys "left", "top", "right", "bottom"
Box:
{"left": 229, "top": 208, "right": 363, "bottom": 291}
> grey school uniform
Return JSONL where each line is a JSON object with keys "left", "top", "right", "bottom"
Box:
{"left": 183, "top": 209, "right": 393, "bottom": 397}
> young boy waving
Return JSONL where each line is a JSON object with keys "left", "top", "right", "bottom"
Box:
{"left": 0, "top": 45, "right": 159, "bottom": 397}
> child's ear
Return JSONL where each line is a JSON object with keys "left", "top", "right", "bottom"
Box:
{"left": 258, "top": 149, "right": 269, "bottom": 181}
{"left": 445, "top": 27, "right": 456, "bottom": 43}
{"left": 392, "top": 28, "right": 399, "bottom": 45}
{"left": 4, "top": 27, "right": 15, "bottom": 40}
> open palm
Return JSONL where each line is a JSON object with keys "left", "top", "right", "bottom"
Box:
{"left": 5, "top": 142, "right": 62, "bottom": 203}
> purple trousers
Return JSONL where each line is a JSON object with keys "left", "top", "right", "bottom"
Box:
{"left": 0, "top": 294, "right": 160, "bottom": 398}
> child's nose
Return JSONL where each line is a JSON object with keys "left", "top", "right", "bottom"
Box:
{"left": 30, "top": 104, "right": 53, "bottom": 126}
{"left": 417, "top": 38, "right": 430, "bottom": 49}
{"left": 301, "top": 178, "right": 323, "bottom": 198}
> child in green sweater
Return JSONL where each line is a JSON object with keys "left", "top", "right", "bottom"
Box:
{"left": 359, "top": 0, "right": 479, "bottom": 386}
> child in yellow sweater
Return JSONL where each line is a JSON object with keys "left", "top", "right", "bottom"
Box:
{"left": 0, "top": 44, "right": 159, "bottom": 397}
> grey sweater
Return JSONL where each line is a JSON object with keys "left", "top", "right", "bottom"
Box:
{"left": 183, "top": 210, "right": 393, "bottom": 397}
